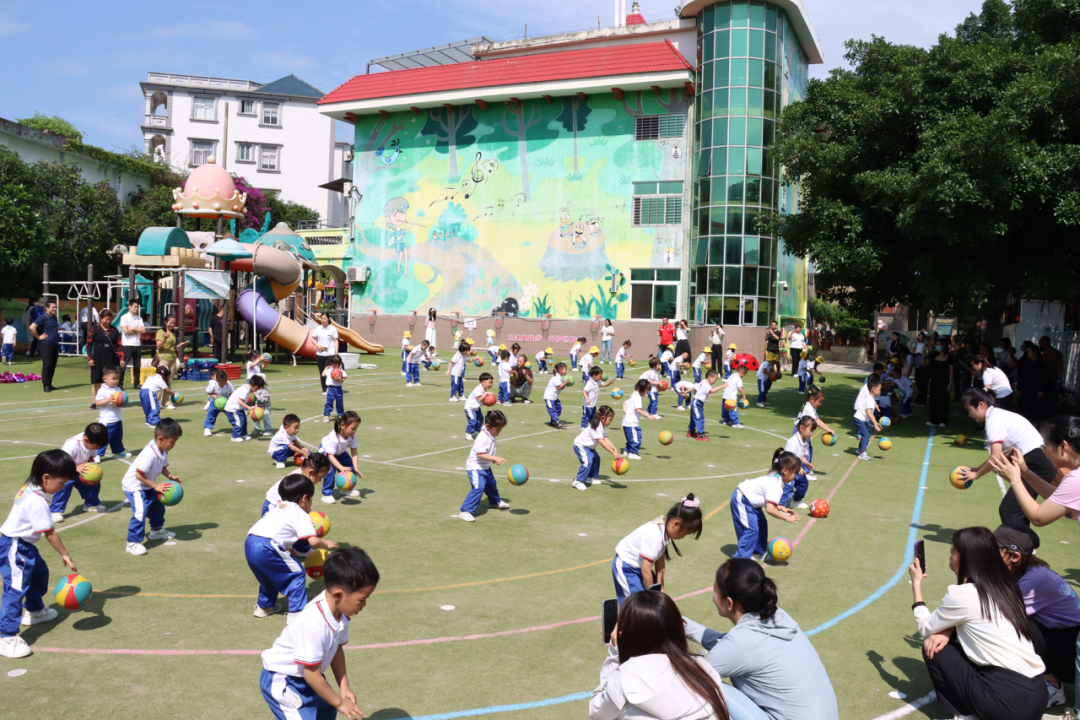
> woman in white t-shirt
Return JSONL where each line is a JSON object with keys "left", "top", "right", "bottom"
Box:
{"left": 908, "top": 526, "right": 1047, "bottom": 720}
{"left": 990, "top": 415, "right": 1080, "bottom": 529}
{"left": 708, "top": 325, "right": 725, "bottom": 374}
{"left": 600, "top": 319, "right": 615, "bottom": 363}
{"left": 424, "top": 308, "right": 437, "bottom": 350}
{"left": 787, "top": 326, "right": 806, "bottom": 378}
{"left": 312, "top": 313, "right": 339, "bottom": 395}
{"left": 969, "top": 355, "right": 1013, "bottom": 405}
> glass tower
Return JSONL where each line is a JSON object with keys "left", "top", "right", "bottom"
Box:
{"left": 689, "top": 0, "right": 805, "bottom": 327}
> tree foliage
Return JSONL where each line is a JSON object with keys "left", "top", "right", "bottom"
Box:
{"left": 766, "top": 0, "right": 1080, "bottom": 315}
{"left": 16, "top": 112, "right": 84, "bottom": 142}
{"left": 265, "top": 191, "right": 320, "bottom": 230}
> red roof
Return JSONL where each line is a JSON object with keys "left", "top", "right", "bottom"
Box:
{"left": 319, "top": 40, "right": 693, "bottom": 105}
{"left": 626, "top": 13, "right": 647, "bottom": 25}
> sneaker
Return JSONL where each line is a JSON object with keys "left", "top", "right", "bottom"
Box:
{"left": 231, "top": 437, "right": 245, "bottom": 443}
{"left": 21, "top": 607, "right": 58, "bottom": 626}
{"left": 145, "top": 422, "right": 156, "bottom": 429}
{"left": 253, "top": 603, "right": 283, "bottom": 618}
{"left": 51, "top": 512, "right": 65, "bottom": 524}
{"left": 164, "top": 403, "right": 176, "bottom": 410}
{"left": 126, "top": 542, "right": 147, "bottom": 556}
{"left": 756, "top": 402, "right": 766, "bottom": 408}
{"left": 347, "top": 489, "right": 360, "bottom": 497}
{"left": 797, "top": 502, "right": 809, "bottom": 509}
{"left": 406, "top": 383, "right": 413, "bottom": 388}
{"left": 459, "top": 511, "right": 476, "bottom": 522}
{"left": 449, "top": 397, "right": 457, "bottom": 402}
{"left": 244, "top": 436, "right": 252, "bottom": 441}
{"left": 0, "top": 636, "right": 32, "bottom": 658}
{"left": 807, "top": 474, "right": 818, "bottom": 481}
{"left": 115, "top": 452, "right": 130, "bottom": 458}
{"left": 654, "top": 414, "right": 663, "bottom": 420}
{"left": 858, "top": 452, "right": 872, "bottom": 461}
{"left": 686, "top": 432, "right": 697, "bottom": 438}
{"left": 203, "top": 428, "right": 212, "bottom": 437}
{"left": 696, "top": 435, "right": 710, "bottom": 442}
{"left": 323, "top": 416, "right": 331, "bottom": 423}
{"left": 147, "top": 528, "right": 175, "bottom": 540}
{"left": 503, "top": 402, "right": 512, "bottom": 407}
{"left": 400, "top": 372, "right": 406, "bottom": 376}
{"left": 414, "top": 383, "right": 422, "bottom": 387}
{"left": 572, "top": 480, "right": 588, "bottom": 491}
{"left": 677, "top": 406, "right": 687, "bottom": 411}
{"left": 731, "top": 423, "right": 746, "bottom": 429}
{"left": 496, "top": 501, "right": 510, "bottom": 509}
{"left": 275, "top": 462, "right": 286, "bottom": 469}
{"left": 1046, "top": 680, "right": 1065, "bottom": 708}
{"left": 320, "top": 495, "right": 336, "bottom": 505}
{"left": 626, "top": 453, "right": 642, "bottom": 460}
{"left": 84, "top": 504, "right": 107, "bottom": 514}
{"left": 522, "top": 399, "right": 532, "bottom": 404}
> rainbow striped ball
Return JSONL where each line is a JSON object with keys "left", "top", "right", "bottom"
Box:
{"left": 821, "top": 432, "right": 838, "bottom": 446}
{"left": 334, "top": 471, "right": 356, "bottom": 493}
{"left": 724, "top": 399, "right": 736, "bottom": 410}
{"left": 158, "top": 481, "right": 184, "bottom": 506}
{"left": 80, "top": 463, "right": 103, "bottom": 485}
{"left": 171, "top": 392, "right": 184, "bottom": 405}
{"left": 250, "top": 407, "right": 265, "bottom": 421}
{"left": 950, "top": 466, "right": 973, "bottom": 490}
{"left": 880, "top": 416, "right": 892, "bottom": 428}
{"left": 54, "top": 574, "right": 92, "bottom": 610}
{"left": 611, "top": 457, "right": 630, "bottom": 475}
{"left": 878, "top": 438, "right": 893, "bottom": 451}
{"left": 767, "top": 537, "right": 793, "bottom": 563}
{"left": 738, "top": 398, "right": 750, "bottom": 409}
{"left": 611, "top": 388, "right": 624, "bottom": 399}
{"left": 112, "top": 390, "right": 127, "bottom": 407}
{"left": 507, "top": 464, "right": 529, "bottom": 486}
{"left": 659, "top": 430, "right": 673, "bottom": 446}
{"left": 474, "top": 358, "right": 484, "bottom": 367}
{"left": 309, "top": 511, "right": 331, "bottom": 538}
{"left": 214, "top": 396, "right": 227, "bottom": 410}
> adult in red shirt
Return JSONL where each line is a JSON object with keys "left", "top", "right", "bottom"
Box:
{"left": 658, "top": 318, "right": 676, "bottom": 356}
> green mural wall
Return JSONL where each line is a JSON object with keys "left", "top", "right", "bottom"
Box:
{"left": 776, "top": 9, "right": 809, "bottom": 322}
{"left": 348, "top": 91, "right": 688, "bottom": 319}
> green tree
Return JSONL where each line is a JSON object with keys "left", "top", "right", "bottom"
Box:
{"left": 420, "top": 105, "right": 478, "bottom": 179}
{"left": 15, "top": 112, "right": 83, "bottom": 141}
{"left": 555, "top": 97, "right": 593, "bottom": 174}
{"left": 766, "top": 0, "right": 1080, "bottom": 315}
{"left": 265, "top": 191, "right": 320, "bottom": 230}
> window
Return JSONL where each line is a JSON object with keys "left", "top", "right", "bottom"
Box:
{"left": 632, "top": 181, "right": 683, "bottom": 227}
{"left": 635, "top": 114, "right": 686, "bottom": 140}
{"left": 236, "top": 143, "right": 253, "bottom": 163}
{"left": 193, "top": 97, "right": 215, "bottom": 121}
{"left": 260, "top": 146, "right": 279, "bottom": 171}
{"left": 262, "top": 103, "right": 280, "bottom": 126}
{"left": 239, "top": 99, "right": 255, "bottom": 115}
{"left": 190, "top": 140, "right": 214, "bottom": 166}
{"left": 630, "top": 269, "right": 681, "bottom": 320}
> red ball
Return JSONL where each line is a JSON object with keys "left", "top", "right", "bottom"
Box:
{"left": 331, "top": 368, "right": 344, "bottom": 381}
{"left": 734, "top": 353, "right": 759, "bottom": 372}
{"left": 809, "top": 499, "right": 830, "bottom": 518}
{"left": 658, "top": 380, "right": 669, "bottom": 391}
{"left": 482, "top": 392, "right": 497, "bottom": 407}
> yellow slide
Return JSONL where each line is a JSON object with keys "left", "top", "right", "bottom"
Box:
{"left": 332, "top": 320, "right": 383, "bottom": 355}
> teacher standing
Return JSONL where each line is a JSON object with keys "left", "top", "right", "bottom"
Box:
{"left": 119, "top": 300, "right": 145, "bottom": 391}
{"left": 155, "top": 316, "right": 187, "bottom": 383}
{"left": 312, "top": 313, "right": 339, "bottom": 395}
{"left": 209, "top": 303, "right": 226, "bottom": 363}
{"left": 87, "top": 309, "right": 120, "bottom": 407}
{"left": 29, "top": 300, "right": 59, "bottom": 393}
{"left": 657, "top": 318, "right": 676, "bottom": 357}
{"left": 787, "top": 325, "right": 806, "bottom": 378}
{"left": 709, "top": 325, "right": 726, "bottom": 374}
{"left": 424, "top": 308, "right": 438, "bottom": 351}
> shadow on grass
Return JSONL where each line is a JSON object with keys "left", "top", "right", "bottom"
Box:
{"left": 367, "top": 710, "right": 413, "bottom": 719}
{"left": 914, "top": 523, "right": 956, "bottom": 545}
{"left": 865, "top": 649, "right": 935, "bottom": 710}
{"left": 24, "top": 584, "right": 145, "bottom": 641}
{"left": 149, "top": 522, "right": 218, "bottom": 544}
{"left": 357, "top": 488, "right": 375, "bottom": 499}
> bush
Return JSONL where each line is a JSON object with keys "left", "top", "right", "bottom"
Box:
{"left": 810, "top": 298, "right": 871, "bottom": 343}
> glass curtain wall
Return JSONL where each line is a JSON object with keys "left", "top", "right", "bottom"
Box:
{"left": 689, "top": 0, "right": 790, "bottom": 327}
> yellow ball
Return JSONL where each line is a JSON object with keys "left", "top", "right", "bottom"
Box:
{"left": 877, "top": 438, "right": 892, "bottom": 451}
{"left": 80, "top": 463, "right": 103, "bottom": 485}
{"left": 305, "top": 549, "right": 329, "bottom": 579}
{"left": 950, "top": 466, "right": 973, "bottom": 490}
{"left": 309, "top": 511, "right": 331, "bottom": 538}
{"left": 955, "top": 434, "right": 968, "bottom": 446}
{"left": 611, "top": 457, "right": 630, "bottom": 475}
{"left": 820, "top": 432, "right": 837, "bottom": 446}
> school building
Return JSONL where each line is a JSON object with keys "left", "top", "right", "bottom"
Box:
{"left": 317, "top": 0, "right": 821, "bottom": 357}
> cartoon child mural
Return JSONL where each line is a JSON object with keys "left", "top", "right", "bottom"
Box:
{"left": 382, "top": 197, "right": 425, "bottom": 276}
{"left": 540, "top": 212, "right": 610, "bottom": 282}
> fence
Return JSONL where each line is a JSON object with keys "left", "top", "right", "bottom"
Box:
{"left": 1049, "top": 331, "right": 1080, "bottom": 403}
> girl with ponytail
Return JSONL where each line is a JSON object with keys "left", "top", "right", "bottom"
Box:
{"left": 682, "top": 559, "right": 840, "bottom": 720}
{"left": 729, "top": 450, "right": 800, "bottom": 560}
{"left": 611, "top": 495, "right": 703, "bottom": 605}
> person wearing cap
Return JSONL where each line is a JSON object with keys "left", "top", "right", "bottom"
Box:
{"left": 725, "top": 344, "right": 738, "bottom": 377}
{"left": 995, "top": 523, "right": 1080, "bottom": 711}
{"left": 692, "top": 347, "right": 712, "bottom": 385}
{"left": 535, "top": 347, "right": 551, "bottom": 374}
{"left": 909, "top": 526, "right": 1047, "bottom": 720}
{"left": 580, "top": 345, "right": 599, "bottom": 384}
{"left": 400, "top": 331, "right": 412, "bottom": 377}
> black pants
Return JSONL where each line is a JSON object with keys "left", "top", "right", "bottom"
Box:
{"left": 914, "top": 365, "right": 929, "bottom": 404}
{"left": 928, "top": 381, "right": 950, "bottom": 424}
{"left": 28, "top": 335, "right": 39, "bottom": 357}
{"left": 121, "top": 346, "right": 141, "bottom": 389}
{"left": 790, "top": 349, "right": 801, "bottom": 376}
{"left": 1000, "top": 448, "right": 1057, "bottom": 526}
{"left": 1029, "top": 617, "right": 1080, "bottom": 683}
{"left": 213, "top": 341, "right": 224, "bottom": 365}
{"left": 923, "top": 635, "right": 1046, "bottom": 720}
{"left": 316, "top": 356, "right": 330, "bottom": 392}
{"left": 711, "top": 344, "right": 724, "bottom": 373}
{"left": 39, "top": 343, "right": 58, "bottom": 389}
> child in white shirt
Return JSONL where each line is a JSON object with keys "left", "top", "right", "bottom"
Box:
{"left": 580, "top": 346, "right": 597, "bottom": 383}
{"left": 581, "top": 366, "right": 615, "bottom": 428}
{"left": 543, "top": 363, "right": 570, "bottom": 428}
{"left": 730, "top": 450, "right": 800, "bottom": 559}
{"left": 225, "top": 376, "right": 263, "bottom": 441}
{"left": 317, "top": 411, "right": 362, "bottom": 505}
{"left": 691, "top": 347, "right": 710, "bottom": 383}
{"left": 535, "top": 348, "right": 551, "bottom": 374}
{"left": 445, "top": 342, "right": 469, "bottom": 401}
{"left": 496, "top": 350, "right": 512, "bottom": 406}
{"left": 722, "top": 366, "right": 749, "bottom": 428}
{"left": 660, "top": 347, "right": 674, "bottom": 377}
{"left": 612, "top": 495, "right": 703, "bottom": 604}
{"left": 641, "top": 358, "right": 664, "bottom": 416}
{"left": 400, "top": 332, "right": 411, "bottom": 375}
{"left": 724, "top": 344, "right": 737, "bottom": 376}
{"left": 684, "top": 370, "right": 721, "bottom": 440}
{"left": 464, "top": 373, "right": 494, "bottom": 439}
{"left": 569, "top": 338, "right": 584, "bottom": 370}
{"left": 756, "top": 359, "right": 775, "bottom": 408}
{"left": 322, "top": 355, "right": 347, "bottom": 420}
{"left": 203, "top": 369, "right": 234, "bottom": 436}
{"left": 854, "top": 376, "right": 883, "bottom": 460}
{"left": 120, "top": 419, "right": 183, "bottom": 556}
{"left": 622, "top": 379, "right": 658, "bottom": 459}
{"left": 572, "top": 406, "right": 622, "bottom": 491}
{"left": 50, "top": 423, "right": 108, "bottom": 521}
{"left": 458, "top": 411, "right": 510, "bottom": 522}
{"left": 93, "top": 366, "right": 128, "bottom": 460}
{"left": 614, "top": 341, "right": 632, "bottom": 380}
{"left": 268, "top": 414, "right": 308, "bottom": 469}
{"left": 139, "top": 366, "right": 172, "bottom": 428}
{"left": 0, "top": 317, "right": 16, "bottom": 365}
{"left": 406, "top": 340, "right": 429, "bottom": 387}
{"left": 781, "top": 416, "right": 816, "bottom": 509}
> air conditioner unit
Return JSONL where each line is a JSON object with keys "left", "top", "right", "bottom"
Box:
{"left": 347, "top": 266, "right": 371, "bottom": 283}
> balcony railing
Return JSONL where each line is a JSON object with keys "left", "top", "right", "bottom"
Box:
{"left": 146, "top": 72, "right": 259, "bottom": 91}
{"left": 143, "top": 114, "right": 170, "bottom": 128}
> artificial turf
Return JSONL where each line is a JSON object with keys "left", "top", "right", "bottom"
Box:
{"left": 0, "top": 352, "right": 1075, "bottom": 720}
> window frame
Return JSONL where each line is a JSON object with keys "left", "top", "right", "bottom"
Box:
{"left": 259, "top": 145, "right": 281, "bottom": 172}
{"left": 235, "top": 142, "right": 255, "bottom": 164}
{"left": 191, "top": 96, "right": 216, "bottom": 122}
{"left": 260, "top": 102, "right": 281, "bottom": 127}
{"left": 189, "top": 139, "right": 216, "bottom": 167}
{"left": 238, "top": 99, "right": 256, "bottom": 116}
{"left": 629, "top": 269, "right": 682, "bottom": 321}
{"left": 632, "top": 181, "right": 684, "bottom": 228}
{"left": 634, "top": 114, "right": 686, "bottom": 141}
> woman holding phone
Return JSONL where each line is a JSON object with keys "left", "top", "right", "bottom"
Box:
{"left": 909, "top": 527, "right": 1047, "bottom": 720}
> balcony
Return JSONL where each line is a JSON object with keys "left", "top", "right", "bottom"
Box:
{"left": 143, "top": 114, "right": 170, "bottom": 129}
{"left": 146, "top": 72, "right": 260, "bottom": 92}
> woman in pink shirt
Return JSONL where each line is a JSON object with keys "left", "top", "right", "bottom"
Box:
{"left": 990, "top": 416, "right": 1080, "bottom": 527}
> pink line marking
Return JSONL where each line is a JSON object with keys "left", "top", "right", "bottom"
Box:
{"left": 34, "top": 647, "right": 261, "bottom": 656}
{"left": 791, "top": 456, "right": 859, "bottom": 548}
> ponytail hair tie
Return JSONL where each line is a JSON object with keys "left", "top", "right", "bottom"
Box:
{"left": 681, "top": 497, "right": 700, "bottom": 508}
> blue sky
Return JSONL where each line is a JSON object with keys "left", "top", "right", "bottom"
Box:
{"left": 0, "top": 0, "right": 983, "bottom": 152}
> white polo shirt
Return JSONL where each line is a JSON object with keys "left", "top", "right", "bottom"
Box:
{"left": 722, "top": 375, "right": 743, "bottom": 401}
{"left": 543, "top": 375, "right": 563, "bottom": 402}
{"left": 692, "top": 353, "right": 708, "bottom": 370}
{"left": 583, "top": 378, "right": 601, "bottom": 409}
{"left": 985, "top": 407, "right": 1043, "bottom": 456}
{"left": 0, "top": 485, "right": 53, "bottom": 543}
{"left": 982, "top": 367, "right": 1013, "bottom": 398}
{"left": 854, "top": 385, "right": 878, "bottom": 422}
{"left": 615, "top": 347, "right": 628, "bottom": 364}
{"left": 261, "top": 592, "right": 349, "bottom": 676}
{"left": 693, "top": 380, "right": 713, "bottom": 403}
{"left": 660, "top": 350, "right": 674, "bottom": 366}
{"left": 268, "top": 427, "right": 299, "bottom": 457}
{"left": 574, "top": 423, "right": 607, "bottom": 449}
{"left": 96, "top": 384, "right": 122, "bottom": 425}
{"left": 580, "top": 353, "right": 594, "bottom": 373}
{"left": 247, "top": 501, "right": 317, "bottom": 549}
{"left": 641, "top": 369, "right": 660, "bottom": 388}
{"left": 224, "top": 383, "right": 252, "bottom": 413}
{"left": 323, "top": 365, "right": 346, "bottom": 387}
{"left": 622, "top": 393, "right": 643, "bottom": 428}
{"left": 320, "top": 431, "right": 356, "bottom": 457}
{"left": 119, "top": 312, "right": 145, "bottom": 347}
{"left": 466, "top": 429, "right": 496, "bottom": 472}
{"left": 313, "top": 325, "right": 339, "bottom": 358}
{"left": 450, "top": 352, "right": 466, "bottom": 377}
{"left": 535, "top": 350, "right": 547, "bottom": 364}
{"left": 570, "top": 342, "right": 581, "bottom": 357}
{"left": 464, "top": 384, "right": 487, "bottom": 411}
{"left": 121, "top": 441, "right": 169, "bottom": 493}
{"left": 674, "top": 380, "right": 695, "bottom": 397}
{"left": 614, "top": 519, "right": 668, "bottom": 568}
{"left": 784, "top": 434, "right": 809, "bottom": 461}
{"left": 1, "top": 326, "right": 16, "bottom": 345}
{"left": 143, "top": 374, "right": 169, "bottom": 394}
{"left": 408, "top": 345, "right": 426, "bottom": 364}
{"left": 737, "top": 473, "right": 784, "bottom": 508}
{"left": 205, "top": 379, "right": 234, "bottom": 397}
{"left": 497, "top": 360, "right": 511, "bottom": 383}
{"left": 62, "top": 434, "right": 97, "bottom": 466}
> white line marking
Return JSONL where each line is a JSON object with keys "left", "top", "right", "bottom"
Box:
{"left": 867, "top": 691, "right": 935, "bottom": 720}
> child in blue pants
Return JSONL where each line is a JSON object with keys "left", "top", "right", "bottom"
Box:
{"left": 1, "top": 450, "right": 80, "bottom": 658}
{"left": 621, "top": 380, "right": 656, "bottom": 459}
{"left": 543, "top": 364, "right": 568, "bottom": 428}
{"left": 496, "top": 350, "right": 512, "bottom": 405}
{"left": 246, "top": 474, "right": 338, "bottom": 620}
{"left": 406, "top": 340, "right": 429, "bottom": 387}
{"left": 721, "top": 366, "right": 749, "bottom": 427}
{"left": 224, "top": 376, "right": 262, "bottom": 442}
{"left": 614, "top": 341, "right": 632, "bottom": 379}
{"left": 267, "top": 414, "right": 306, "bottom": 468}
{"left": 400, "top": 332, "right": 411, "bottom": 374}
{"left": 756, "top": 360, "right": 774, "bottom": 406}
{"left": 202, "top": 370, "right": 234, "bottom": 436}
{"left": 644, "top": 359, "right": 662, "bottom": 415}
{"left": 780, "top": 417, "right": 816, "bottom": 507}
{"left": 318, "top": 411, "right": 362, "bottom": 505}
{"left": 612, "top": 496, "right": 703, "bottom": 604}
{"left": 446, "top": 342, "right": 469, "bottom": 400}
{"left": 671, "top": 352, "right": 690, "bottom": 409}
{"left": 458, "top": 410, "right": 510, "bottom": 522}
{"left": 684, "top": 371, "right": 720, "bottom": 440}
{"left": 259, "top": 548, "right": 379, "bottom": 720}
{"left": 731, "top": 450, "right": 800, "bottom": 559}
{"left": 854, "top": 376, "right": 883, "bottom": 460}
{"left": 797, "top": 356, "right": 810, "bottom": 393}
{"left": 140, "top": 366, "right": 171, "bottom": 427}
{"left": 464, "top": 374, "right": 493, "bottom": 438}
{"left": 322, "top": 355, "right": 347, "bottom": 420}
{"left": 50, "top": 423, "right": 109, "bottom": 519}
{"left": 120, "top": 419, "right": 182, "bottom": 556}
{"left": 93, "top": 366, "right": 128, "bottom": 460}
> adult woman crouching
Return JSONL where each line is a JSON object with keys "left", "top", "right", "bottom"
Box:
{"left": 683, "top": 558, "right": 839, "bottom": 720}
{"left": 909, "top": 526, "right": 1047, "bottom": 720}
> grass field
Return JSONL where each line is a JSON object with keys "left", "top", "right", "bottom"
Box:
{"left": 0, "top": 352, "right": 1075, "bottom": 720}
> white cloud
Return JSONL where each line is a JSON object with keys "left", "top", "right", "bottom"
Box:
{"left": 150, "top": 21, "right": 255, "bottom": 39}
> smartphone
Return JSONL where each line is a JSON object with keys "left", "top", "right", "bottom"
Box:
{"left": 648, "top": 583, "right": 662, "bottom": 592}
{"left": 915, "top": 539, "right": 926, "bottom": 574}
{"left": 602, "top": 599, "right": 618, "bottom": 644}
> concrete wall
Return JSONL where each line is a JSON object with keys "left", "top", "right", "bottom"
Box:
{"left": 351, "top": 313, "right": 768, "bottom": 362}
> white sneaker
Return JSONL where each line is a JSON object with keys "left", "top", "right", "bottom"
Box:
{"left": 147, "top": 528, "right": 175, "bottom": 540}
{"left": 626, "top": 453, "right": 642, "bottom": 460}
{"left": 572, "top": 480, "right": 588, "bottom": 491}
{"left": 0, "top": 636, "right": 32, "bottom": 658}
{"left": 807, "top": 474, "right": 818, "bottom": 482}
{"left": 732, "top": 423, "right": 746, "bottom": 429}
{"left": 858, "top": 452, "right": 872, "bottom": 461}
{"left": 522, "top": 399, "right": 532, "bottom": 404}
{"left": 1046, "top": 680, "right": 1066, "bottom": 707}
{"left": 459, "top": 511, "right": 476, "bottom": 522}
{"left": 797, "top": 502, "right": 809, "bottom": 509}
{"left": 320, "top": 495, "right": 336, "bottom": 505}
{"left": 414, "top": 382, "right": 422, "bottom": 387}
{"left": 449, "top": 397, "right": 457, "bottom": 402}
{"left": 756, "top": 402, "right": 766, "bottom": 408}
{"left": 677, "top": 406, "right": 687, "bottom": 411}
{"left": 145, "top": 422, "right": 156, "bottom": 429}
{"left": 51, "top": 512, "right": 64, "bottom": 524}
{"left": 126, "top": 542, "right": 147, "bottom": 556}
{"left": 244, "top": 436, "right": 252, "bottom": 441}
{"left": 401, "top": 372, "right": 406, "bottom": 376}
{"left": 496, "top": 500, "right": 510, "bottom": 509}
{"left": 654, "top": 414, "right": 663, "bottom": 419}
{"left": 323, "top": 416, "right": 330, "bottom": 423}
{"left": 276, "top": 462, "right": 286, "bottom": 469}
{"left": 203, "top": 428, "right": 212, "bottom": 436}
{"left": 231, "top": 437, "right": 245, "bottom": 443}
{"left": 164, "top": 403, "right": 176, "bottom": 410}
{"left": 21, "top": 607, "right": 58, "bottom": 626}
{"left": 253, "top": 603, "right": 283, "bottom": 618}
{"left": 84, "top": 504, "right": 107, "bottom": 514}
{"left": 348, "top": 489, "right": 360, "bottom": 497}
{"left": 406, "top": 383, "right": 413, "bottom": 387}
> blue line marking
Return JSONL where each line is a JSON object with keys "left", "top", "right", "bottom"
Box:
{"left": 404, "top": 691, "right": 591, "bottom": 719}
{"left": 805, "top": 426, "right": 935, "bottom": 637}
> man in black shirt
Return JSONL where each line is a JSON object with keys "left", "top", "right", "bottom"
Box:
{"left": 209, "top": 303, "right": 225, "bottom": 363}
{"left": 29, "top": 301, "right": 60, "bottom": 392}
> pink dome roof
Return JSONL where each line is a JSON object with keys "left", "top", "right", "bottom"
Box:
{"left": 182, "top": 157, "right": 237, "bottom": 200}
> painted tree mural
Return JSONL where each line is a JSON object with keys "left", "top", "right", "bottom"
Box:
{"left": 420, "top": 105, "right": 478, "bottom": 179}
{"left": 500, "top": 100, "right": 542, "bottom": 201}
{"left": 555, "top": 96, "right": 592, "bottom": 175}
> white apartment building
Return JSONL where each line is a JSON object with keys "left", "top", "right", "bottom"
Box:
{"left": 140, "top": 72, "right": 352, "bottom": 222}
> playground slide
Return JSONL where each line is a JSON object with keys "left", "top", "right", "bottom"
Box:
{"left": 231, "top": 243, "right": 382, "bottom": 357}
